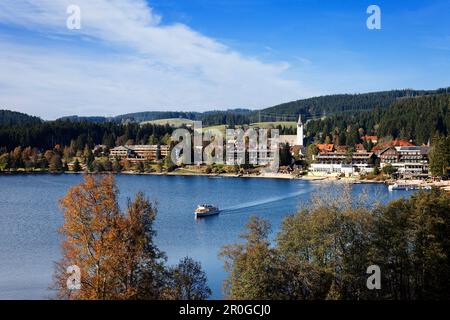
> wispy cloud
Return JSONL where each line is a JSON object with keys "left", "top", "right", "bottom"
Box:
{"left": 0, "top": 0, "right": 307, "bottom": 119}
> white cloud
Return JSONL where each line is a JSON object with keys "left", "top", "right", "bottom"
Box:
{"left": 0, "top": 0, "right": 308, "bottom": 119}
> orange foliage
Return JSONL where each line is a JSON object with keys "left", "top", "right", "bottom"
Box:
{"left": 53, "top": 175, "right": 165, "bottom": 299}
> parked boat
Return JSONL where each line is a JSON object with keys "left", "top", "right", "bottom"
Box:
{"left": 194, "top": 204, "right": 220, "bottom": 218}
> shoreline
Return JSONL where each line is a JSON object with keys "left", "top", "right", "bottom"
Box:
{"left": 2, "top": 170, "right": 448, "bottom": 188}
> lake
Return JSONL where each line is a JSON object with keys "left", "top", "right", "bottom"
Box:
{"left": 0, "top": 174, "right": 414, "bottom": 299}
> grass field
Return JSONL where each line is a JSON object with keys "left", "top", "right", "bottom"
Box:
{"left": 141, "top": 119, "right": 297, "bottom": 131}
{"left": 250, "top": 121, "right": 297, "bottom": 129}
{"left": 141, "top": 118, "right": 195, "bottom": 127}
{"left": 201, "top": 124, "right": 228, "bottom": 132}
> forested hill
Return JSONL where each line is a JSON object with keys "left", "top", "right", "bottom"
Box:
{"left": 0, "top": 92, "right": 448, "bottom": 151}
{"left": 257, "top": 88, "right": 450, "bottom": 122}
{"left": 54, "top": 89, "right": 449, "bottom": 125}
{"left": 58, "top": 109, "right": 253, "bottom": 126}
{"left": 0, "top": 110, "right": 42, "bottom": 125}
{"left": 58, "top": 115, "right": 112, "bottom": 123}
{"left": 306, "top": 93, "right": 449, "bottom": 146}
{"left": 378, "top": 93, "right": 450, "bottom": 144}
{"left": 58, "top": 112, "right": 202, "bottom": 123}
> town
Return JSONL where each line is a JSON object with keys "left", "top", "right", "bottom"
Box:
{"left": 1, "top": 112, "right": 448, "bottom": 192}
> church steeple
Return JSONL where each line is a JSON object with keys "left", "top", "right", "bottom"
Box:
{"left": 297, "top": 114, "right": 304, "bottom": 146}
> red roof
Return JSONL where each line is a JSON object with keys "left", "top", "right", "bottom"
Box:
{"left": 392, "top": 139, "right": 414, "bottom": 147}
{"left": 371, "top": 139, "right": 415, "bottom": 153}
{"left": 362, "top": 135, "right": 378, "bottom": 141}
{"left": 316, "top": 144, "right": 334, "bottom": 153}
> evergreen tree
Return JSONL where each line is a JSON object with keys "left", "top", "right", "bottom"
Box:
{"left": 429, "top": 134, "right": 450, "bottom": 177}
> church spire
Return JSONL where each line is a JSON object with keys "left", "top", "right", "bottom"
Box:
{"left": 297, "top": 114, "right": 304, "bottom": 146}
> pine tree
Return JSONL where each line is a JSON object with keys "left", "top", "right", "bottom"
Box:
{"left": 429, "top": 134, "right": 450, "bottom": 177}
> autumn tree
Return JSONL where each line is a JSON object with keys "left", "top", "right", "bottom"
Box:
{"left": 276, "top": 185, "right": 374, "bottom": 300}
{"left": 54, "top": 175, "right": 210, "bottom": 300}
{"left": 0, "top": 152, "right": 9, "bottom": 171}
{"left": 221, "top": 185, "right": 450, "bottom": 300}
{"left": 49, "top": 154, "right": 63, "bottom": 172}
{"left": 9, "top": 146, "right": 23, "bottom": 169}
{"left": 371, "top": 188, "right": 450, "bottom": 299}
{"left": 113, "top": 192, "right": 168, "bottom": 299}
{"left": 54, "top": 175, "right": 124, "bottom": 299}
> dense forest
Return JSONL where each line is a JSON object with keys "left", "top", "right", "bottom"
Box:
{"left": 58, "top": 109, "right": 252, "bottom": 126}
{"left": 0, "top": 109, "right": 42, "bottom": 126}
{"left": 306, "top": 93, "right": 450, "bottom": 146}
{"left": 55, "top": 88, "right": 449, "bottom": 127}
{"left": 0, "top": 119, "right": 175, "bottom": 151}
{"left": 1, "top": 90, "right": 449, "bottom": 152}
{"left": 257, "top": 88, "right": 449, "bottom": 122}
{"left": 378, "top": 94, "right": 450, "bottom": 143}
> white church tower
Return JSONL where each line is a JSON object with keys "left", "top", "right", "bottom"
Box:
{"left": 296, "top": 115, "right": 304, "bottom": 146}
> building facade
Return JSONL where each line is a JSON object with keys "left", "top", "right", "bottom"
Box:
{"left": 380, "top": 146, "right": 429, "bottom": 175}
{"left": 310, "top": 152, "right": 375, "bottom": 176}
{"left": 110, "top": 145, "right": 170, "bottom": 162}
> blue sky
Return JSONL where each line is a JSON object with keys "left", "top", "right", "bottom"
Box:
{"left": 0, "top": 0, "right": 449, "bottom": 119}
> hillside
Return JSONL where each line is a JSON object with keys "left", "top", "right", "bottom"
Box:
{"left": 54, "top": 89, "right": 449, "bottom": 127}
{"left": 378, "top": 93, "right": 450, "bottom": 143}
{"left": 306, "top": 93, "right": 450, "bottom": 146}
{"left": 1, "top": 90, "right": 448, "bottom": 151}
{"left": 256, "top": 88, "right": 450, "bottom": 122}
{"left": 57, "top": 115, "right": 112, "bottom": 123}
{"left": 0, "top": 109, "right": 42, "bottom": 125}
{"left": 57, "top": 109, "right": 252, "bottom": 126}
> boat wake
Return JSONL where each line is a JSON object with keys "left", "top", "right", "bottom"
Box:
{"left": 221, "top": 189, "right": 309, "bottom": 214}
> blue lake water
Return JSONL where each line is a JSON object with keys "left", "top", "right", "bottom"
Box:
{"left": 0, "top": 174, "right": 414, "bottom": 299}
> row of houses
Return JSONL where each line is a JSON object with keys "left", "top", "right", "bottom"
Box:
{"left": 310, "top": 141, "right": 430, "bottom": 177}
{"left": 109, "top": 145, "right": 170, "bottom": 162}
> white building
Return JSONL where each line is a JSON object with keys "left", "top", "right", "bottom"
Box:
{"left": 310, "top": 152, "right": 375, "bottom": 176}
{"left": 110, "top": 145, "right": 170, "bottom": 162}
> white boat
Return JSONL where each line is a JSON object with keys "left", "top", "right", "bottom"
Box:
{"left": 388, "top": 183, "right": 429, "bottom": 191}
{"left": 194, "top": 204, "right": 220, "bottom": 218}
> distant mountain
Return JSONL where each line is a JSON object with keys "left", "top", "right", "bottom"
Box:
{"left": 57, "top": 109, "right": 253, "bottom": 126}
{"left": 255, "top": 88, "right": 450, "bottom": 122}
{"left": 113, "top": 111, "right": 202, "bottom": 123}
{"left": 57, "top": 115, "right": 112, "bottom": 123}
{"left": 35, "top": 87, "right": 450, "bottom": 127}
{"left": 0, "top": 109, "right": 42, "bottom": 125}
